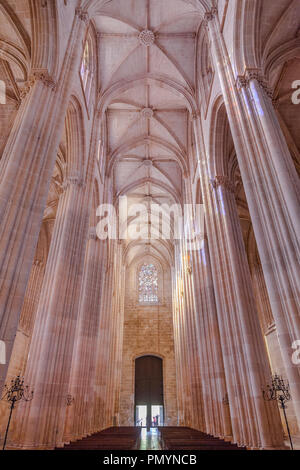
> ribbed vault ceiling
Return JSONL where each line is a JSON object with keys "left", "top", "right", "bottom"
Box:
{"left": 95, "top": 0, "right": 202, "bottom": 267}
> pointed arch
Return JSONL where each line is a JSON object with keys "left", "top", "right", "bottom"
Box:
{"left": 108, "top": 135, "right": 188, "bottom": 177}
{"left": 0, "top": 0, "right": 31, "bottom": 59}
{"left": 65, "top": 95, "right": 86, "bottom": 178}
{"left": 115, "top": 177, "right": 181, "bottom": 206}
{"left": 98, "top": 74, "right": 198, "bottom": 116}
{"left": 196, "top": 24, "right": 214, "bottom": 111}
{"left": 264, "top": 38, "right": 300, "bottom": 79}
{"left": 85, "top": 0, "right": 213, "bottom": 18}
{"left": 29, "top": 0, "right": 59, "bottom": 76}
{"left": 209, "top": 94, "right": 235, "bottom": 176}
{"left": 233, "top": 0, "right": 261, "bottom": 74}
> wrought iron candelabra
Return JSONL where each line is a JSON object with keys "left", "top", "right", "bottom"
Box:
{"left": 262, "top": 373, "right": 293, "bottom": 450}
{"left": 1, "top": 375, "right": 33, "bottom": 450}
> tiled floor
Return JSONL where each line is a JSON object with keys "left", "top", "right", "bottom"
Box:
{"left": 139, "top": 428, "right": 162, "bottom": 450}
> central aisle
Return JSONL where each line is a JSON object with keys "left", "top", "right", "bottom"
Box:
{"left": 58, "top": 427, "right": 246, "bottom": 450}
{"left": 139, "top": 428, "right": 162, "bottom": 450}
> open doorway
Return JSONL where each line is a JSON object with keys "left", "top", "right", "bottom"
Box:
{"left": 135, "top": 405, "right": 147, "bottom": 427}
{"left": 151, "top": 405, "right": 164, "bottom": 427}
{"left": 135, "top": 356, "right": 164, "bottom": 429}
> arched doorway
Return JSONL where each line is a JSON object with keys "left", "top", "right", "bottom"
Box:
{"left": 135, "top": 355, "right": 164, "bottom": 430}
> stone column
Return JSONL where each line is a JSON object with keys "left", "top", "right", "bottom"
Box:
{"left": 114, "top": 249, "right": 126, "bottom": 425}
{"left": 251, "top": 260, "right": 274, "bottom": 335}
{"left": 63, "top": 229, "right": 107, "bottom": 442}
{"left": 204, "top": 7, "right": 300, "bottom": 427}
{"left": 98, "top": 255, "right": 115, "bottom": 429}
{"left": 192, "top": 236, "right": 232, "bottom": 440}
{"left": 193, "top": 115, "right": 284, "bottom": 449}
{"left": 13, "top": 164, "right": 95, "bottom": 449}
{"left": 90, "top": 250, "right": 110, "bottom": 433}
{"left": 181, "top": 177, "right": 230, "bottom": 438}
{"left": 0, "top": 258, "right": 45, "bottom": 444}
{"left": 92, "top": 252, "right": 115, "bottom": 432}
{"left": 181, "top": 182, "right": 206, "bottom": 432}
{"left": 237, "top": 73, "right": 300, "bottom": 422}
{"left": 171, "top": 261, "right": 184, "bottom": 425}
{"left": 8, "top": 257, "right": 46, "bottom": 377}
{"left": 181, "top": 240, "right": 201, "bottom": 429}
{"left": 176, "top": 242, "right": 193, "bottom": 426}
{"left": 105, "top": 242, "right": 125, "bottom": 427}
{"left": 0, "top": 9, "right": 89, "bottom": 392}
{"left": 172, "top": 244, "right": 189, "bottom": 425}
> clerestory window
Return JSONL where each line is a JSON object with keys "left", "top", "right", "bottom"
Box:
{"left": 138, "top": 263, "right": 158, "bottom": 303}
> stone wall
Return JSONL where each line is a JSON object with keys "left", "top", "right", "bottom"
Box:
{"left": 119, "top": 260, "right": 177, "bottom": 426}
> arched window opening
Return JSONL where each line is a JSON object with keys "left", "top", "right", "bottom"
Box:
{"left": 80, "top": 37, "right": 94, "bottom": 104}
{"left": 81, "top": 41, "right": 90, "bottom": 89}
{"left": 198, "top": 32, "right": 214, "bottom": 111}
{"left": 138, "top": 263, "right": 158, "bottom": 303}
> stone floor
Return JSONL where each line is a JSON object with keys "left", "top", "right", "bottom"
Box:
{"left": 139, "top": 428, "right": 162, "bottom": 450}
{"left": 284, "top": 436, "right": 300, "bottom": 450}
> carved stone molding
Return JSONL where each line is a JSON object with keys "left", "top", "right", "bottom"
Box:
{"left": 210, "top": 175, "right": 235, "bottom": 194}
{"left": 20, "top": 69, "right": 56, "bottom": 99}
{"left": 235, "top": 76, "right": 248, "bottom": 89}
{"left": 203, "top": 7, "right": 218, "bottom": 27}
{"left": 143, "top": 159, "right": 153, "bottom": 168}
{"left": 31, "top": 69, "right": 56, "bottom": 89}
{"left": 53, "top": 177, "right": 64, "bottom": 196}
{"left": 272, "top": 97, "right": 280, "bottom": 109}
{"left": 140, "top": 107, "right": 154, "bottom": 119}
{"left": 190, "top": 110, "right": 201, "bottom": 121}
{"left": 139, "top": 30, "right": 155, "bottom": 47}
{"left": 75, "top": 7, "right": 89, "bottom": 24}
{"left": 89, "top": 227, "right": 98, "bottom": 241}
{"left": 62, "top": 174, "right": 84, "bottom": 191}
{"left": 236, "top": 68, "right": 273, "bottom": 99}
{"left": 33, "top": 259, "right": 44, "bottom": 267}
{"left": 19, "top": 86, "right": 30, "bottom": 100}
{"left": 185, "top": 265, "right": 192, "bottom": 275}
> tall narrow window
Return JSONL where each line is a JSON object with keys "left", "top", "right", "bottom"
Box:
{"left": 80, "top": 37, "right": 94, "bottom": 105}
{"left": 139, "top": 263, "right": 158, "bottom": 303}
{"left": 81, "top": 41, "right": 90, "bottom": 90}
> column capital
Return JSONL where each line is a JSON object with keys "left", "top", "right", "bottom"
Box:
{"left": 190, "top": 110, "right": 201, "bottom": 121}
{"left": 20, "top": 68, "right": 56, "bottom": 99}
{"left": 210, "top": 175, "right": 235, "bottom": 194}
{"left": 62, "top": 173, "right": 85, "bottom": 191}
{"left": 185, "top": 265, "right": 192, "bottom": 275}
{"left": 33, "top": 259, "right": 44, "bottom": 268}
{"left": 75, "top": 7, "right": 89, "bottom": 25}
{"left": 88, "top": 227, "right": 98, "bottom": 240}
{"left": 203, "top": 7, "right": 218, "bottom": 25}
{"left": 53, "top": 177, "right": 64, "bottom": 196}
{"left": 236, "top": 68, "right": 273, "bottom": 99}
{"left": 30, "top": 69, "right": 56, "bottom": 89}
{"left": 271, "top": 97, "right": 280, "bottom": 109}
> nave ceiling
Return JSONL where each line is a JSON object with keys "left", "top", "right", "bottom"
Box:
{"left": 0, "top": 0, "right": 299, "bottom": 269}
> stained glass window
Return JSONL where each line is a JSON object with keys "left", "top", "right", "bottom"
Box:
{"left": 80, "top": 41, "right": 90, "bottom": 90}
{"left": 138, "top": 263, "right": 158, "bottom": 303}
{"left": 80, "top": 38, "right": 94, "bottom": 104}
